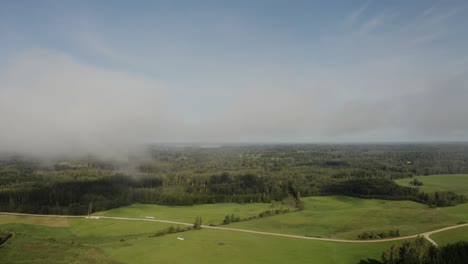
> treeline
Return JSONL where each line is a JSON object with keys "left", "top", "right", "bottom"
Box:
{"left": 1, "top": 143, "right": 468, "bottom": 214}
{"left": 222, "top": 208, "right": 292, "bottom": 225}
{"left": 0, "top": 172, "right": 304, "bottom": 214}
{"left": 148, "top": 226, "right": 190, "bottom": 238}
{"left": 0, "top": 172, "right": 466, "bottom": 215}
{"left": 358, "top": 229, "right": 400, "bottom": 240}
{"left": 362, "top": 237, "right": 468, "bottom": 264}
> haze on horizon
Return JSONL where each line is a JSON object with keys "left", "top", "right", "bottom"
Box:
{"left": 1, "top": 0, "right": 467, "bottom": 156}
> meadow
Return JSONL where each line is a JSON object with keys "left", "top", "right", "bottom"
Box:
{"left": 0, "top": 215, "right": 403, "bottom": 264}
{"left": 101, "top": 227, "right": 403, "bottom": 264}
{"left": 94, "top": 202, "right": 286, "bottom": 225}
{"left": 96, "top": 196, "right": 468, "bottom": 239}
{"left": 395, "top": 174, "right": 468, "bottom": 196}
{"left": 3, "top": 173, "right": 468, "bottom": 263}
{"left": 2, "top": 197, "right": 468, "bottom": 263}
{"left": 95, "top": 196, "right": 468, "bottom": 239}
{"left": 229, "top": 196, "right": 468, "bottom": 239}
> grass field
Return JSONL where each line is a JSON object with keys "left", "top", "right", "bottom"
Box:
{"left": 0, "top": 217, "right": 402, "bottom": 264}
{"left": 68, "top": 218, "right": 186, "bottom": 242}
{"left": 227, "top": 196, "right": 468, "bottom": 239}
{"left": 431, "top": 225, "right": 468, "bottom": 246}
{"left": 0, "top": 224, "right": 120, "bottom": 264}
{"left": 94, "top": 196, "right": 468, "bottom": 239}
{"left": 0, "top": 217, "right": 185, "bottom": 246}
{"left": 95, "top": 202, "right": 285, "bottom": 225}
{"left": 0, "top": 215, "right": 69, "bottom": 227}
{"left": 101, "top": 228, "right": 402, "bottom": 264}
{"left": 2, "top": 196, "right": 468, "bottom": 263}
{"left": 395, "top": 174, "right": 468, "bottom": 196}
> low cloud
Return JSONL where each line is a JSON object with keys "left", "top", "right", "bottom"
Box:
{"left": 0, "top": 51, "right": 172, "bottom": 157}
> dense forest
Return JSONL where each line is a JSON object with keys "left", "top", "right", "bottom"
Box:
{"left": 1, "top": 143, "right": 468, "bottom": 214}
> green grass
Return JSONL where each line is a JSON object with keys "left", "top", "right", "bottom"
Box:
{"left": 102, "top": 228, "right": 403, "bottom": 264}
{"left": 0, "top": 217, "right": 183, "bottom": 246}
{"left": 395, "top": 174, "right": 468, "bottom": 196}
{"left": 0, "top": 227, "right": 119, "bottom": 264}
{"left": 3, "top": 196, "right": 468, "bottom": 263}
{"left": 95, "top": 202, "right": 283, "bottom": 225}
{"left": 67, "top": 218, "right": 187, "bottom": 243}
{"left": 1, "top": 215, "right": 402, "bottom": 264}
{"left": 430, "top": 225, "right": 468, "bottom": 246}
{"left": 95, "top": 196, "right": 468, "bottom": 240}
{"left": 439, "top": 202, "right": 468, "bottom": 219}
{"left": 0, "top": 214, "right": 69, "bottom": 227}
{"left": 228, "top": 196, "right": 468, "bottom": 239}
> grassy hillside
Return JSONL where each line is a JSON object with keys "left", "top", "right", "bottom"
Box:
{"left": 2, "top": 197, "right": 468, "bottom": 264}
{"left": 95, "top": 202, "right": 285, "bottom": 225}
{"left": 101, "top": 228, "right": 401, "bottom": 264}
{"left": 0, "top": 216, "right": 400, "bottom": 264}
{"left": 395, "top": 174, "right": 468, "bottom": 196}
{"left": 0, "top": 214, "right": 69, "bottom": 227}
{"left": 93, "top": 196, "right": 468, "bottom": 239}
{"left": 228, "top": 196, "right": 468, "bottom": 239}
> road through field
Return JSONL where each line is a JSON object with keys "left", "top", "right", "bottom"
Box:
{"left": 2, "top": 212, "right": 467, "bottom": 245}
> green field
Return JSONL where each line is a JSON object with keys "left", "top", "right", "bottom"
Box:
{"left": 0, "top": 215, "right": 402, "bottom": 264}
{"left": 94, "top": 196, "right": 468, "bottom": 239}
{"left": 95, "top": 202, "right": 285, "bottom": 225}
{"left": 0, "top": 215, "right": 69, "bottom": 227}
{"left": 2, "top": 197, "right": 468, "bottom": 263}
{"left": 228, "top": 196, "right": 468, "bottom": 239}
{"left": 101, "top": 228, "right": 402, "bottom": 264}
{"left": 395, "top": 174, "right": 468, "bottom": 196}
{"left": 431, "top": 225, "right": 468, "bottom": 246}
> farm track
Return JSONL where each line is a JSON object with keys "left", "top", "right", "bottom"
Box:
{"left": 2, "top": 212, "right": 468, "bottom": 246}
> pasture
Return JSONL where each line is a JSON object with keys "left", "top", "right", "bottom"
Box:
{"left": 95, "top": 202, "right": 284, "bottom": 225}
{"left": 0, "top": 215, "right": 401, "bottom": 264}
{"left": 101, "top": 227, "right": 402, "bottom": 264}
{"left": 228, "top": 196, "right": 468, "bottom": 239}
{"left": 0, "top": 214, "right": 69, "bottom": 227}
{"left": 2, "top": 197, "right": 468, "bottom": 263}
{"left": 395, "top": 174, "right": 468, "bottom": 196}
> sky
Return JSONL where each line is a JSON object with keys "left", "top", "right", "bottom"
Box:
{"left": 0, "top": 0, "right": 468, "bottom": 156}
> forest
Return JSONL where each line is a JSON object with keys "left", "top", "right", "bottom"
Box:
{"left": 1, "top": 143, "right": 468, "bottom": 215}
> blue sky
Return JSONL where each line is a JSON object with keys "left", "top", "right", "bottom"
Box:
{"left": 0, "top": 1, "right": 468, "bottom": 154}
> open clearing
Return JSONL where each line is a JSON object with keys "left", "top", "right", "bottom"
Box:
{"left": 95, "top": 202, "right": 285, "bottom": 225}
{"left": 0, "top": 216, "right": 403, "bottom": 264}
{"left": 101, "top": 228, "right": 403, "bottom": 264}
{"left": 395, "top": 174, "right": 468, "bottom": 196}
{"left": 228, "top": 196, "right": 468, "bottom": 239}
{"left": 3, "top": 193, "right": 468, "bottom": 263}
{"left": 0, "top": 214, "right": 69, "bottom": 227}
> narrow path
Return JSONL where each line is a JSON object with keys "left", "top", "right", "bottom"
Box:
{"left": 1, "top": 212, "right": 467, "bottom": 244}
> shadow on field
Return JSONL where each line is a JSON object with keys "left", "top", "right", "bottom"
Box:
{"left": 358, "top": 259, "right": 382, "bottom": 264}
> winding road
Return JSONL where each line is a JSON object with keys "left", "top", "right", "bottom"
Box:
{"left": 2, "top": 212, "right": 468, "bottom": 246}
